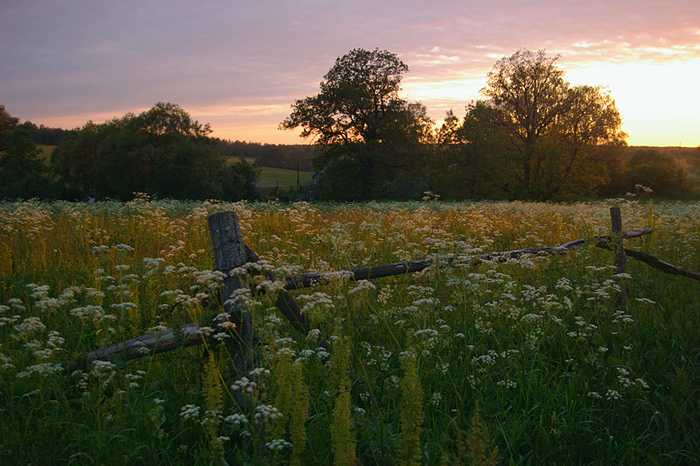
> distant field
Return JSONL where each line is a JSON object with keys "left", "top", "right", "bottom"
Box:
{"left": 31, "top": 149, "right": 314, "bottom": 189}
{"left": 257, "top": 166, "right": 313, "bottom": 189}
{"left": 37, "top": 145, "right": 55, "bottom": 160}
{"left": 225, "top": 156, "right": 256, "bottom": 165}
{"left": 225, "top": 156, "right": 314, "bottom": 188}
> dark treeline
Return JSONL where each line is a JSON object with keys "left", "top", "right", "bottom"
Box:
{"left": 0, "top": 103, "right": 260, "bottom": 201}
{"left": 214, "top": 139, "right": 317, "bottom": 171}
{"left": 282, "top": 48, "right": 698, "bottom": 201}
{"left": 3, "top": 47, "right": 699, "bottom": 202}
{"left": 19, "top": 121, "right": 76, "bottom": 146}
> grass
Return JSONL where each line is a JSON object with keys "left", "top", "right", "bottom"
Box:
{"left": 256, "top": 166, "right": 313, "bottom": 189}
{"left": 0, "top": 197, "right": 698, "bottom": 465}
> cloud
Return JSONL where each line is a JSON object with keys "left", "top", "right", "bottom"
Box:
{"left": 1, "top": 0, "right": 699, "bottom": 145}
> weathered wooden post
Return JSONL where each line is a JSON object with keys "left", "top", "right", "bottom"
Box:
{"left": 207, "top": 211, "right": 257, "bottom": 384}
{"left": 610, "top": 207, "right": 627, "bottom": 311}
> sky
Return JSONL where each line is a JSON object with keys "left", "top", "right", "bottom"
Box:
{"left": 1, "top": 0, "right": 699, "bottom": 147}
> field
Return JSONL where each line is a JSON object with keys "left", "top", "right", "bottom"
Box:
{"left": 256, "top": 167, "right": 314, "bottom": 190}
{"left": 0, "top": 198, "right": 698, "bottom": 465}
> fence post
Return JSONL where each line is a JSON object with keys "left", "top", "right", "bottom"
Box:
{"left": 207, "top": 211, "right": 257, "bottom": 393}
{"left": 610, "top": 207, "right": 627, "bottom": 311}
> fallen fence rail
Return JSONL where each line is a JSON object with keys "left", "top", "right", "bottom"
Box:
{"left": 283, "top": 228, "right": 654, "bottom": 290}
{"left": 62, "top": 209, "right": 698, "bottom": 373}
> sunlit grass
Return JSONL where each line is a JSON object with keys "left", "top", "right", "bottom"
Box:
{"left": 256, "top": 167, "right": 314, "bottom": 190}
{"left": 0, "top": 197, "right": 698, "bottom": 465}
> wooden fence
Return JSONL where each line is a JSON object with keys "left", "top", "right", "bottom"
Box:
{"left": 62, "top": 207, "right": 699, "bottom": 372}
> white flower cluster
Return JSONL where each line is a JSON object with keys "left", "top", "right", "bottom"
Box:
{"left": 180, "top": 404, "right": 201, "bottom": 421}
{"left": 297, "top": 292, "right": 334, "bottom": 315}
{"left": 13, "top": 316, "right": 46, "bottom": 340}
{"left": 16, "top": 362, "right": 63, "bottom": 378}
{"left": 231, "top": 377, "right": 257, "bottom": 394}
{"left": 266, "top": 439, "right": 292, "bottom": 451}
{"left": 92, "top": 360, "right": 117, "bottom": 386}
{"left": 224, "top": 413, "right": 248, "bottom": 427}
{"left": 348, "top": 280, "right": 376, "bottom": 295}
{"left": 255, "top": 404, "right": 282, "bottom": 421}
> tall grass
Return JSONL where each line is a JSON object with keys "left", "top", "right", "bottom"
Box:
{"left": 0, "top": 196, "right": 698, "bottom": 465}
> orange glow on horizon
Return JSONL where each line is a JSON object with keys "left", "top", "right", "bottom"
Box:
{"left": 23, "top": 59, "right": 700, "bottom": 148}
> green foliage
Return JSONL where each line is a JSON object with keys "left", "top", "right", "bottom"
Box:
{"left": 282, "top": 48, "right": 433, "bottom": 200}
{"left": 472, "top": 49, "right": 628, "bottom": 200}
{"left": 0, "top": 199, "right": 699, "bottom": 465}
{"left": 430, "top": 103, "right": 513, "bottom": 200}
{"left": 330, "top": 336, "right": 356, "bottom": 466}
{"left": 399, "top": 353, "right": 424, "bottom": 466}
{"left": 0, "top": 126, "right": 58, "bottom": 199}
{"left": 624, "top": 149, "right": 687, "bottom": 197}
{"left": 51, "top": 103, "right": 260, "bottom": 201}
{"left": 0, "top": 104, "right": 20, "bottom": 152}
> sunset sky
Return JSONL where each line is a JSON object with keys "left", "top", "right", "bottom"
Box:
{"left": 2, "top": 0, "right": 699, "bottom": 147}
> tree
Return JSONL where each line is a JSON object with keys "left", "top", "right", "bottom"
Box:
{"left": 482, "top": 49, "right": 569, "bottom": 196}
{"left": 51, "top": 121, "right": 102, "bottom": 196}
{"left": 0, "top": 126, "right": 56, "bottom": 199}
{"left": 52, "top": 103, "right": 260, "bottom": 201}
{"left": 430, "top": 102, "right": 513, "bottom": 200}
{"left": 281, "top": 48, "right": 433, "bottom": 200}
{"left": 0, "top": 105, "right": 20, "bottom": 152}
{"left": 481, "top": 49, "right": 626, "bottom": 199}
{"left": 625, "top": 149, "right": 685, "bottom": 197}
{"left": 536, "top": 85, "right": 627, "bottom": 198}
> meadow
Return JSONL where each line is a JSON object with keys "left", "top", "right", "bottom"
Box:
{"left": 0, "top": 196, "right": 698, "bottom": 465}
{"left": 255, "top": 167, "right": 314, "bottom": 190}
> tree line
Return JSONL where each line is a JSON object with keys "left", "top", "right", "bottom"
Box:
{"left": 0, "top": 103, "right": 259, "bottom": 201}
{"left": 2, "top": 48, "right": 696, "bottom": 202}
{"left": 215, "top": 140, "right": 317, "bottom": 171}
{"left": 281, "top": 48, "right": 695, "bottom": 201}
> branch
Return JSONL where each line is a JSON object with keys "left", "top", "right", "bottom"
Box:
{"left": 61, "top": 322, "right": 205, "bottom": 373}
{"left": 61, "top": 228, "right": 656, "bottom": 371}
{"left": 624, "top": 248, "right": 700, "bottom": 281}
{"left": 283, "top": 228, "right": 654, "bottom": 289}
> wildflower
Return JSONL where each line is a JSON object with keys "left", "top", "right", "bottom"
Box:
{"left": 255, "top": 404, "right": 282, "bottom": 421}
{"left": 248, "top": 367, "right": 271, "bottom": 377}
{"left": 16, "top": 362, "right": 63, "bottom": 378}
{"left": 520, "top": 313, "right": 543, "bottom": 324}
{"left": 92, "top": 360, "right": 117, "bottom": 386}
{"left": 266, "top": 439, "right": 292, "bottom": 451}
{"left": 635, "top": 297, "right": 656, "bottom": 305}
{"left": 180, "top": 404, "right": 201, "bottom": 421}
{"left": 377, "top": 287, "right": 392, "bottom": 304}
{"left": 225, "top": 413, "right": 248, "bottom": 427}
{"left": 231, "top": 377, "right": 257, "bottom": 394}
{"left": 111, "top": 302, "right": 138, "bottom": 312}
{"left": 636, "top": 378, "right": 649, "bottom": 389}
{"left": 555, "top": 277, "right": 573, "bottom": 292}
{"left": 1, "top": 352, "right": 15, "bottom": 370}
{"left": 496, "top": 379, "right": 518, "bottom": 389}
{"left": 143, "top": 257, "right": 166, "bottom": 268}
{"left": 13, "top": 316, "right": 45, "bottom": 339}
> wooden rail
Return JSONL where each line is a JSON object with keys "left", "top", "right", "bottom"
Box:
{"left": 62, "top": 209, "right": 697, "bottom": 373}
